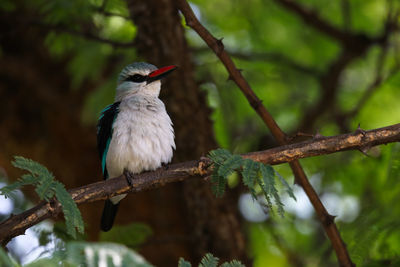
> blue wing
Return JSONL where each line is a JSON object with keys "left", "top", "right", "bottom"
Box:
{"left": 97, "top": 102, "right": 120, "bottom": 180}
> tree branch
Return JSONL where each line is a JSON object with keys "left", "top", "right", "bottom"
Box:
{"left": 1, "top": 123, "right": 399, "bottom": 246}
{"left": 293, "top": 0, "right": 398, "bottom": 132}
{"left": 192, "top": 46, "right": 322, "bottom": 76}
{"left": 176, "top": 1, "right": 356, "bottom": 266}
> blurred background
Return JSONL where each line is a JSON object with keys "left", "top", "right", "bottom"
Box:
{"left": 1, "top": 0, "right": 400, "bottom": 266}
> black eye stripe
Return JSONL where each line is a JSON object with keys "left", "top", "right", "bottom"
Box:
{"left": 125, "top": 74, "right": 147, "bottom": 83}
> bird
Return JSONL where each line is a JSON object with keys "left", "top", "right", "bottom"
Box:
{"left": 97, "top": 62, "right": 177, "bottom": 231}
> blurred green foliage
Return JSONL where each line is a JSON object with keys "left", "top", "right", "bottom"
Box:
{"left": 1, "top": 0, "right": 400, "bottom": 266}
{"left": 99, "top": 222, "right": 153, "bottom": 248}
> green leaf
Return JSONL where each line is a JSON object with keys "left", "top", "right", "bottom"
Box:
{"left": 259, "top": 164, "right": 275, "bottom": 194}
{"left": 211, "top": 169, "right": 227, "bottom": 197}
{"left": 12, "top": 156, "right": 54, "bottom": 180}
{"left": 208, "top": 149, "right": 232, "bottom": 165}
{"left": 217, "top": 155, "right": 243, "bottom": 178}
{"left": 199, "top": 253, "right": 219, "bottom": 267}
{"left": 100, "top": 223, "right": 153, "bottom": 247}
{"left": 66, "top": 242, "right": 154, "bottom": 267}
{"left": 220, "top": 260, "right": 246, "bottom": 267}
{"left": 275, "top": 170, "right": 296, "bottom": 201}
{"left": 5, "top": 156, "right": 85, "bottom": 239}
{"left": 35, "top": 179, "right": 57, "bottom": 201}
{"left": 260, "top": 164, "right": 284, "bottom": 216}
{"left": 242, "top": 159, "right": 259, "bottom": 188}
{"left": 25, "top": 258, "right": 64, "bottom": 267}
{"left": 55, "top": 183, "right": 84, "bottom": 239}
{"left": 0, "top": 247, "right": 19, "bottom": 267}
{"left": 178, "top": 258, "right": 192, "bottom": 267}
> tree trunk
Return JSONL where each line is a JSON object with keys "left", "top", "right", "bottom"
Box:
{"left": 126, "top": 0, "right": 249, "bottom": 265}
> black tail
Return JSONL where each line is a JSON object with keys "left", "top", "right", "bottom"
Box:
{"left": 100, "top": 199, "right": 120, "bottom": 231}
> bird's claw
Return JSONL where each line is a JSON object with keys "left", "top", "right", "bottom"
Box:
{"left": 123, "top": 169, "right": 135, "bottom": 188}
{"left": 162, "top": 162, "right": 169, "bottom": 170}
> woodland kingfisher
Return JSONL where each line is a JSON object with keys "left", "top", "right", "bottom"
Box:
{"left": 97, "top": 62, "right": 177, "bottom": 231}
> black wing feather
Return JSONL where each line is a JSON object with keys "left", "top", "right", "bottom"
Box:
{"left": 97, "top": 101, "right": 120, "bottom": 180}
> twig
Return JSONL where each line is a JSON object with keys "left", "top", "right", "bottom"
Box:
{"left": 192, "top": 46, "right": 321, "bottom": 76}
{"left": 293, "top": 0, "right": 398, "bottom": 132}
{"left": 1, "top": 123, "right": 399, "bottom": 246}
{"left": 176, "top": 1, "right": 356, "bottom": 266}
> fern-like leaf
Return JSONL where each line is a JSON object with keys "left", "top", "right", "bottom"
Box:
{"left": 260, "top": 164, "right": 285, "bottom": 216}
{"left": 275, "top": 170, "right": 296, "bottom": 201}
{"left": 220, "top": 260, "right": 246, "bottom": 267}
{"left": 35, "top": 179, "right": 57, "bottom": 201}
{"left": 178, "top": 258, "right": 192, "bottom": 267}
{"left": 199, "top": 253, "right": 219, "bottom": 267}
{"left": 211, "top": 169, "right": 226, "bottom": 198}
{"left": 12, "top": 156, "right": 54, "bottom": 179}
{"left": 4, "top": 156, "right": 85, "bottom": 239}
{"left": 217, "top": 155, "right": 243, "bottom": 178}
{"left": 257, "top": 164, "right": 273, "bottom": 210}
{"left": 207, "top": 149, "right": 295, "bottom": 215}
{"left": 208, "top": 149, "right": 232, "bottom": 165}
{"left": 242, "top": 159, "right": 258, "bottom": 188}
{"left": 55, "top": 183, "right": 84, "bottom": 239}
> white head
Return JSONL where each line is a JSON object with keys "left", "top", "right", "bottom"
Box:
{"left": 115, "top": 62, "right": 177, "bottom": 101}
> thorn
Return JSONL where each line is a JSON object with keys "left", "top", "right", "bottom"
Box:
{"left": 355, "top": 123, "right": 366, "bottom": 136}
{"left": 323, "top": 213, "right": 336, "bottom": 226}
{"left": 250, "top": 99, "right": 263, "bottom": 110}
{"left": 215, "top": 38, "right": 224, "bottom": 55}
{"left": 227, "top": 75, "right": 234, "bottom": 81}
{"left": 358, "top": 146, "right": 371, "bottom": 157}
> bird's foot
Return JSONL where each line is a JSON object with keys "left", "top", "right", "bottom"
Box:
{"left": 162, "top": 162, "right": 169, "bottom": 170}
{"left": 123, "top": 169, "right": 135, "bottom": 188}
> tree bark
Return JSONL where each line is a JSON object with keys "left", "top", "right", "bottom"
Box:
{"left": 126, "top": 0, "right": 248, "bottom": 265}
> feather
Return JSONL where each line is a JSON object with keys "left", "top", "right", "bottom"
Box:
{"left": 97, "top": 102, "right": 121, "bottom": 179}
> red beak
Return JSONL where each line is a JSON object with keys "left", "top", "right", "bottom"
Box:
{"left": 147, "top": 65, "right": 178, "bottom": 84}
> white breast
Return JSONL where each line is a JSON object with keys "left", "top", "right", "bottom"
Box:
{"left": 105, "top": 96, "right": 175, "bottom": 180}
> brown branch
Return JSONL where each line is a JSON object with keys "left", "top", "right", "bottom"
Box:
{"left": 1, "top": 123, "right": 399, "bottom": 246}
{"left": 176, "top": 1, "right": 357, "bottom": 266}
{"left": 295, "top": 0, "right": 398, "bottom": 132}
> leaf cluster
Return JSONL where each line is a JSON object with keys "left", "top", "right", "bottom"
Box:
{"left": 0, "top": 156, "right": 84, "bottom": 238}
{"left": 179, "top": 253, "right": 244, "bottom": 267}
{"left": 208, "top": 149, "right": 296, "bottom": 215}
{"left": 0, "top": 241, "right": 153, "bottom": 267}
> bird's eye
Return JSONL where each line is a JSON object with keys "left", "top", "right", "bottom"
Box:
{"left": 125, "top": 74, "right": 147, "bottom": 83}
